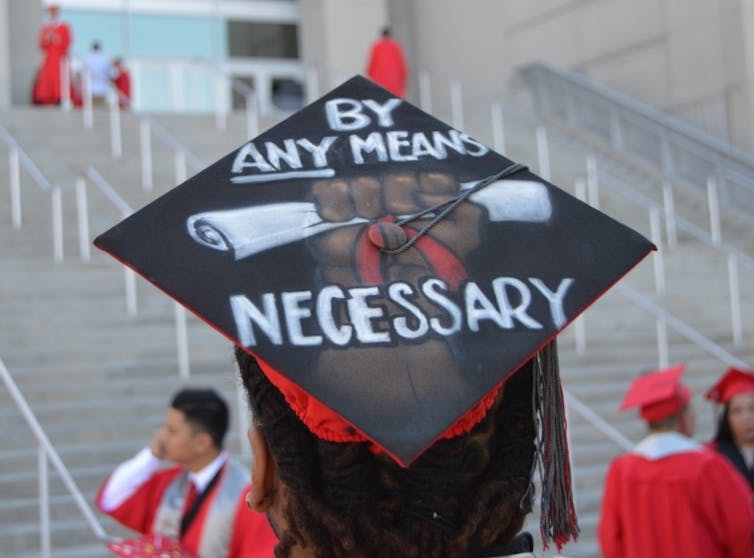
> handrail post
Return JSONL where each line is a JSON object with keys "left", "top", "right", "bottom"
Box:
{"left": 706, "top": 176, "right": 722, "bottom": 244}
{"left": 491, "top": 102, "right": 505, "bottom": 154}
{"left": 656, "top": 316, "right": 669, "bottom": 369}
{"left": 121, "top": 210, "right": 138, "bottom": 316}
{"left": 450, "top": 80, "right": 463, "bottom": 130}
{"left": 574, "top": 315, "right": 587, "bottom": 355}
{"left": 306, "top": 67, "right": 319, "bottom": 104}
{"left": 0, "top": 358, "right": 111, "bottom": 543}
{"left": 214, "top": 73, "right": 228, "bottom": 131}
{"left": 536, "top": 126, "right": 551, "bottom": 181}
{"left": 38, "top": 446, "right": 51, "bottom": 558}
{"left": 649, "top": 207, "right": 665, "bottom": 295}
{"left": 175, "top": 302, "right": 190, "bottom": 379}
{"left": 10, "top": 147, "right": 22, "bottom": 229}
{"left": 108, "top": 91, "right": 122, "bottom": 159}
{"left": 586, "top": 155, "right": 599, "bottom": 209}
{"left": 660, "top": 134, "right": 674, "bottom": 174}
{"left": 140, "top": 120, "right": 153, "bottom": 191}
{"left": 245, "top": 90, "right": 259, "bottom": 140}
{"left": 75, "top": 178, "right": 91, "bottom": 261}
{"left": 82, "top": 70, "right": 93, "bottom": 130}
{"left": 175, "top": 150, "right": 187, "bottom": 184}
{"left": 662, "top": 181, "right": 677, "bottom": 249}
{"left": 60, "top": 57, "right": 71, "bottom": 112}
{"left": 574, "top": 176, "right": 587, "bottom": 201}
{"left": 608, "top": 109, "right": 623, "bottom": 149}
{"left": 728, "top": 254, "right": 743, "bottom": 346}
{"left": 236, "top": 382, "right": 251, "bottom": 460}
{"left": 51, "top": 185, "right": 63, "bottom": 262}
{"left": 419, "top": 70, "right": 432, "bottom": 113}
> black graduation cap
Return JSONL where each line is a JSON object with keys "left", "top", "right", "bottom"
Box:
{"left": 95, "top": 76, "right": 654, "bottom": 468}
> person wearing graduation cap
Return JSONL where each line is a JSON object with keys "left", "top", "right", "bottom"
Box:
{"left": 93, "top": 76, "right": 659, "bottom": 556}
{"left": 598, "top": 364, "right": 754, "bottom": 558}
{"left": 96, "top": 388, "right": 277, "bottom": 557}
{"left": 31, "top": 3, "right": 72, "bottom": 105}
{"left": 706, "top": 367, "right": 754, "bottom": 491}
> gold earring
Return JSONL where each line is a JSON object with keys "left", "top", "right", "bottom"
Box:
{"left": 245, "top": 490, "right": 254, "bottom": 510}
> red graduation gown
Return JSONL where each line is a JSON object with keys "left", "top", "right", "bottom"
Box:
{"left": 113, "top": 70, "right": 132, "bottom": 108}
{"left": 96, "top": 465, "right": 277, "bottom": 558}
{"left": 598, "top": 445, "right": 754, "bottom": 558}
{"left": 366, "top": 37, "right": 407, "bottom": 97}
{"left": 32, "top": 21, "right": 72, "bottom": 105}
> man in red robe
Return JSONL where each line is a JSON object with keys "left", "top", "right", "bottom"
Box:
{"left": 32, "top": 4, "right": 72, "bottom": 106}
{"left": 96, "top": 388, "right": 277, "bottom": 557}
{"left": 366, "top": 27, "right": 407, "bottom": 98}
{"left": 598, "top": 364, "right": 754, "bottom": 558}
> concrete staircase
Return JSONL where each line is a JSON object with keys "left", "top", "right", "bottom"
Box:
{"left": 1, "top": 102, "right": 753, "bottom": 558}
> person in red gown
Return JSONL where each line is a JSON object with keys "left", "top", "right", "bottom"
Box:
{"left": 32, "top": 4, "right": 72, "bottom": 106}
{"left": 96, "top": 388, "right": 277, "bottom": 558}
{"left": 111, "top": 57, "right": 132, "bottom": 109}
{"left": 706, "top": 367, "right": 754, "bottom": 491}
{"left": 598, "top": 364, "right": 754, "bottom": 558}
{"left": 366, "top": 27, "right": 408, "bottom": 98}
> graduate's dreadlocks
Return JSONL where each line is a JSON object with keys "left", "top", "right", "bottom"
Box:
{"left": 236, "top": 346, "right": 536, "bottom": 558}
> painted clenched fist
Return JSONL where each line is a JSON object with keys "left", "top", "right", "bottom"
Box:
{"left": 307, "top": 171, "right": 482, "bottom": 289}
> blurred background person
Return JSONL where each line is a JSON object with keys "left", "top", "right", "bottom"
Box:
{"left": 82, "top": 41, "right": 112, "bottom": 107}
{"left": 31, "top": 3, "right": 72, "bottom": 105}
{"left": 598, "top": 364, "right": 754, "bottom": 558}
{"left": 365, "top": 27, "right": 407, "bottom": 98}
{"left": 111, "top": 57, "right": 131, "bottom": 109}
{"left": 706, "top": 367, "right": 754, "bottom": 491}
{"left": 96, "top": 387, "right": 276, "bottom": 557}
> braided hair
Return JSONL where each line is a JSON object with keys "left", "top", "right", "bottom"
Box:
{"left": 236, "top": 346, "right": 536, "bottom": 558}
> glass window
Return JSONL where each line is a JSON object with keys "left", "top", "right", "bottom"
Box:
{"left": 226, "top": 21, "right": 299, "bottom": 59}
{"left": 128, "top": 14, "right": 222, "bottom": 60}
{"left": 62, "top": 10, "right": 126, "bottom": 58}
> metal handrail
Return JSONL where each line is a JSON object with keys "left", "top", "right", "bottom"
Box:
{"left": 85, "top": 165, "right": 133, "bottom": 217}
{"left": 147, "top": 118, "right": 206, "bottom": 172}
{"left": 411, "top": 67, "right": 753, "bottom": 444}
{"left": 0, "top": 356, "right": 113, "bottom": 556}
{"left": 617, "top": 284, "right": 750, "bottom": 369}
{"left": 0, "top": 125, "right": 53, "bottom": 191}
{"left": 517, "top": 63, "right": 754, "bottom": 208}
{"left": 520, "top": 62, "right": 754, "bottom": 171}
{"left": 420, "top": 67, "right": 754, "bottom": 278}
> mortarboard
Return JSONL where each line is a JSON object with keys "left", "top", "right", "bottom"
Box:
{"left": 95, "top": 75, "right": 653, "bottom": 465}
{"left": 94, "top": 75, "right": 653, "bottom": 544}
{"left": 705, "top": 367, "right": 754, "bottom": 404}
{"left": 620, "top": 364, "right": 691, "bottom": 423}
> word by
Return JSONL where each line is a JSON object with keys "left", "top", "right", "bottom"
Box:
{"left": 230, "top": 98, "right": 489, "bottom": 183}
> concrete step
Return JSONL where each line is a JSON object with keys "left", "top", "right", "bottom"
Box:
{"left": 3, "top": 99, "right": 753, "bottom": 556}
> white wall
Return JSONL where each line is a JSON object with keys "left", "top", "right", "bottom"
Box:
{"left": 300, "top": 0, "right": 387, "bottom": 91}
{"left": 394, "top": 0, "right": 754, "bottom": 151}
{"left": 8, "top": 0, "right": 43, "bottom": 106}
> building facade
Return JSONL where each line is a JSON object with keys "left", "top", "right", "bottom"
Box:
{"left": 2, "top": 0, "right": 754, "bottom": 150}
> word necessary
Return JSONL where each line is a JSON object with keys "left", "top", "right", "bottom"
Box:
{"left": 230, "top": 276, "right": 574, "bottom": 348}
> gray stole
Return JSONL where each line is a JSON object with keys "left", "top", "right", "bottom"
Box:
{"left": 151, "top": 459, "right": 250, "bottom": 558}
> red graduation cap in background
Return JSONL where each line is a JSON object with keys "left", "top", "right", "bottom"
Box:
{"left": 705, "top": 367, "right": 754, "bottom": 404}
{"left": 620, "top": 364, "right": 692, "bottom": 423}
{"left": 94, "top": 77, "right": 654, "bottom": 548}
